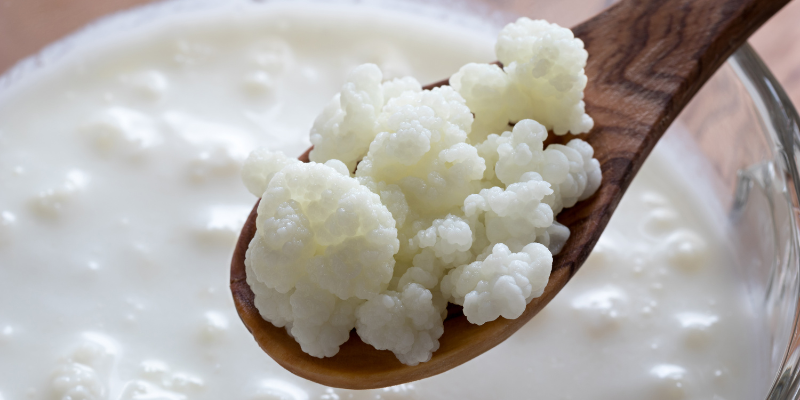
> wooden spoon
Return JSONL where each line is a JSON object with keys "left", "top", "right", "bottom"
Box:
{"left": 231, "top": 0, "right": 789, "bottom": 389}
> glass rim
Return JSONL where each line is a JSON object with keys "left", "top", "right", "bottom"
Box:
{"left": 731, "top": 43, "right": 800, "bottom": 400}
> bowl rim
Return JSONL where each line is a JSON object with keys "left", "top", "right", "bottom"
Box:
{"left": 732, "top": 43, "right": 800, "bottom": 400}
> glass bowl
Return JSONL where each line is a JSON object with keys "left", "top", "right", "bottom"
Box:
{"left": 2, "top": 0, "right": 799, "bottom": 399}
{"left": 691, "top": 46, "right": 800, "bottom": 400}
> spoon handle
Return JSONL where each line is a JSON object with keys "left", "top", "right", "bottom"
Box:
{"left": 578, "top": 0, "right": 791, "bottom": 180}
{"left": 555, "top": 0, "right": 791, "bottom": 278}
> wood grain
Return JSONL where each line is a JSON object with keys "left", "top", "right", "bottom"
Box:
{"left": 231, "top": 0, "right": 791, "bottom": 389}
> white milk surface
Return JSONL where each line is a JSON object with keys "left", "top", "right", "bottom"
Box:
{"left": 0, "top": 2, "right": 764, "bottom": 399}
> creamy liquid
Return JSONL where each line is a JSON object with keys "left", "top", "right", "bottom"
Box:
{"left": 0, "top": 2, "right": 764, "bottom": 399}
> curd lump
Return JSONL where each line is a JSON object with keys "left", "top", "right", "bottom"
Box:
{"left": 242, "top": 18, "right": 601, "bottom": 365}
{"left": 0, "top": 2, "right": 764, "bottom": 400}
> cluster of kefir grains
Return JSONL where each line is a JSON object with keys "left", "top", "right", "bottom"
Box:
{"left": 243, "top": 17, "right": 601, "bottom": 365}
{"left": 451, "top": 18, "right": 593, "bottom": 143}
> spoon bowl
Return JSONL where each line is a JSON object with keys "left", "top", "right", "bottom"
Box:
{"left": 231, "top": 197, "right": 572, "bottom": 389}
{"left": 231, "top": 0, "right": 790, "bottom": 389}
